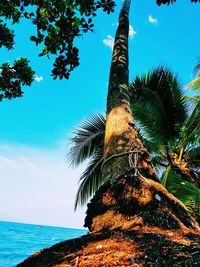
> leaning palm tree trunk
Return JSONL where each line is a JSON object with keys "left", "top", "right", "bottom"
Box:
{"left": 85, "top": 0, "right": 200, "bottom": 233}
{"left": 103, "top": 0, "right": 156, "bottom": 181}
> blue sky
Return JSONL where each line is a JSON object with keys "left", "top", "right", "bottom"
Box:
{"left": 0, "top": 0, "right": 199, "bottom": 228}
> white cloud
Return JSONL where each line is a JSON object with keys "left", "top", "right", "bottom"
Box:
{"left": 34, "top": 75, "right": 44, "bottom": 82}
{"left": 103, "top": 34, "right": 114, "bottom": 50}
{"left": 0, "top": 142, "right": 87, "bottom": 229}
{"left": 129, "top": 25, "right": 136, "bottom": 39}
{"left": 148, "top": 15, "right": 158, "bottom": 25}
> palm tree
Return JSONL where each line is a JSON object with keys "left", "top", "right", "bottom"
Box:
{"left": 68, "top": 0, "right": 199, "bottom": 234}
{"left": 68, "top": 66, "right": 200, "bottom": 219}
{"left": 69, "top": 0, "right": 158, "bottom": 210}
{"left": 69, "top": 0, "right": 157, "bottom": 211}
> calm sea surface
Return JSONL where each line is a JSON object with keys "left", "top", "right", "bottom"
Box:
{"left": 0, "top": 221, "right": 87, "bottom": 267}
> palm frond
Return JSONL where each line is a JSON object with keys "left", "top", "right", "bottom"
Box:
{"left": 161, "top": 166, "right": 171, "bottom": 187}
{"left": 152, "top": 155, "right": 168, "bottom": 168}
{"left": 193, "top": 59, "right": 200, "bottom": 78}
{"left": 185, "top": 146, "right": 200, "bottom": 168}
{"left": 130, "top": 66, "right": 187, "bottom": 145}
{"left": 186, "top": 77, "right": 200, "bottom": 90}
{"left": 186, "top": 59, "right": 200, "bottom": 90}
{"left": 180, "top": 101, "right": 200, "bottom": 148}
{"left": 136, "top": 128, "right": 161, "bottom": 154}
{"left": 67, "top": 114, "right": 105, "bottom": 166}
{"left": 161, "top": 168, "right": 200, "bottom": 220}
{"left": 182, "top": 95, "right": 200, "bottom": 105}
{"left": 74, "top": 153, "right": 104, "bottom": 210}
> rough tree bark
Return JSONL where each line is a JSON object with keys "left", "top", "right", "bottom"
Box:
{"left": 103, "top": 0, "right": 157, "bottom": 182}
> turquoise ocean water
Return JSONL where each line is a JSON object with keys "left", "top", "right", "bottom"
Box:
{"left": 0, "top": 221, "right": 87, "bottom": 267}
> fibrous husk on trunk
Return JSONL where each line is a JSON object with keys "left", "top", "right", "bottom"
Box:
{"left": 85, "top": 170, "right": 200, "bottom": 233}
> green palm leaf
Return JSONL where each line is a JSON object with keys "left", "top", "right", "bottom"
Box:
{"left": 180, "top": 101, "right": 200, "bottom": 148}
{"left": 130, "top": 67, "right": 187, "bottom": 145}
{"left": 186, "top": 77, "right": 200, "bottom": 90}
{"left": 183, "top": 95, "right": 200, "bottom": 105}
{"left": 67, "top": 114, "right": 105, "bottom": 166}
{"left": 193, "top": 59, "right": 200, "bottom": 78}
{"left": 136, "top": 128, "right": 161, "bottom": 154}
{"left": 152, "top": 155, "right": 168, "bottom": 166}
{"left": 185, "top": 146, "right": 200, "bottom": 168}
{"left": 161, "top": 168, "right": 200, "bottom": 220}
{"left": 185, "top": 59, "right": 200, "bottom": 90}
{"left": 74, "top": 153, "right": 104, "bottom": 210}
